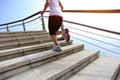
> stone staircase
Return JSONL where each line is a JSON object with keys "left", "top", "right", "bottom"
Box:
{"left": 0, "top": 30, "right": 119, "bottom": 80}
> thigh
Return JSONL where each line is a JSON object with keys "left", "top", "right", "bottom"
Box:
{"left": 48, "top": 16, "right": 63, "bottom": 35}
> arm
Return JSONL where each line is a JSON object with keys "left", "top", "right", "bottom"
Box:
{"left": 41, "top": 0, "right": 49, "bottom": 15}
{"left": 59, "top": 1, "right": 64, "bottom": 11}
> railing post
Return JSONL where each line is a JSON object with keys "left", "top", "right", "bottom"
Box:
{"left": 23, "top": 21, "right": 26, "bottom": 31}
{"left": 61, "top": 22, "right": 64, "bottom": 31}
{"left": 6, "top": 25, "right": 9, "bottom": 32}
{"left": 41, "top": 15, "right": 45, "bottom": 30}
{"left": 61, "top": 22, "right": 65, "bottom": 39}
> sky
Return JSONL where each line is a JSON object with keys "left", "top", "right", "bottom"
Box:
{"left": 0, "top": 0, "right": 119, "bottom": 58}
{"left": 0, "top": 0, "right": 120, "bottom": 24}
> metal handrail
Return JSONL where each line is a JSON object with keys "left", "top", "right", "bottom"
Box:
{"left": 68, "top": 26, "right": 120, "bottom": 41}
{"left": 0, "top": 11, "right": 41, "bottom": 26}
{"left": 0, "top": 13, "right": 44, "bottom": 32}
{"left": 72, "top": 36, "right": 120, "bottom": 55}
{"left": 0, "top": 9, "right": 120, "bottom": 33}
{"left": 0, "top": 9, "right": 120, "bottom": 56}
{"left": 64, "top": 20, "right": 120, "bottom": 35}
{"left": 60, "top": 21, "right": 120, "bottom": 55}
{"left": 0, "top": 9, "right": 120, "bottom": 26}
{"left": 42, "top": 16, "right": 120, "bottom": 55}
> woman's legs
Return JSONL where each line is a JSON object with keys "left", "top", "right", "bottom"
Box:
{"left": 50, "top": 35, "right": 58, "bottom": 46}
{"left": 51, "top": 31, "right": 62, "bottom": 46}
{"left": 48, "top": 16, "right": 63, "bottom": 51}
{"left": 56, "top": 31, "right": 62, "bottom": 35}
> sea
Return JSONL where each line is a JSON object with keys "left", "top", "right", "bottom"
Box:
{"left": 0, "top": 12, "right": 120, "bottom": 58}
{"left": 62, "top": 13, "right": 120, "bottom": 58}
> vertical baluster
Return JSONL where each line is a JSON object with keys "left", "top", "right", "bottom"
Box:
{"left": 41, "top": 15, "right": 45, "bottom": 30}
{"left": 6, "top": 25, "right": 9, "bottom": 32}
{"left": 61, "top": 22, "right": 64, "bottom": 31}
{"left": 23, "top": 21, "right": 26, "bottom": 31}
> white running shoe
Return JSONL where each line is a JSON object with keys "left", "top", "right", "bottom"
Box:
{"left": 52, "top": 45, "right": 62, "bottom": 52}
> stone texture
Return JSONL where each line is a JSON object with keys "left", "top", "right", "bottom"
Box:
{"left": 68, "top": 56, "right": 120, "bottom": 80}
{"left": 5, "top": 50, "right": 98, "bottom": 80}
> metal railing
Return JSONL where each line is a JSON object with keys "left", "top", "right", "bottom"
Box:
{"left": 0, "top": 9, "right": 120, "bottom": 57}
{"left": 0, "top": 12, "right": 45, "bottom": 32}
{"left": 42, "top": 16, "right": 120, "bottom": 57}
{"left": 0, "top": 9, "right": 120, "bottom": 32}
{"left": 62, "top": 20, "right": 120, "bottom": 56}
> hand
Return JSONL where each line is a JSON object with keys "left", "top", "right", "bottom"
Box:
{"left": 61, "top": 7, "right": 64, "bottom": 12}
{"left": 61, "top": 8, "right": 64, "bottom": 12}
{"left": 40, "top": 11, "right": 44, "bottom": 15}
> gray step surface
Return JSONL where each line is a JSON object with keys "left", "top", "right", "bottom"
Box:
{"left": 0, "top": 30, "right": 50, "bottom": 50}
{"left": 68, "top": 56, "right": 120, "bottom": 80}
{"left": 0, "top": 40, "right": 73, "bottom": 61}
{"left": 116, "top": 70, "right": 120, "bottom": 80}
{"left": 0, "top": 37, "right": 51, "bottom": 50}
{"left": 4, "top": 50, "right": 99, "bottom": 80}
{"left": 0, "top": 36, "right": 64, "bottom": 50}
{"left": 0, "top": 30, "right": 47, "bottom": 38}
{"left": 0, "top": 33, "right": 49, "bottom": 42}
{"left": 0, "top": 33, "right": 50, "bottom": 44}
{"left": 0, "top": 44, "right": 84, "bottom": 80}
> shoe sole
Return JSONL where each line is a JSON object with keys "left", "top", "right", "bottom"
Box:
{"left": 53, "top": 49, "right": 62, "bottom": 52}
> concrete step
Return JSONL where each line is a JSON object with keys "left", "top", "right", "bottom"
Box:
{"left": 0, "top": 36, "right": 51, "bottom": 50}
{"left": 4, "top": 49, "right": 99, "bottom": 80}
{"left": 0, "top": 30, "right": 47, "bottom": 38}
{"left": 0, "top": 35, "right": 64, "bottom": 50}
{"left": 0, "top": 33, "right": 49, "bottom": 42}
{"left": 0, "top": 44, "right": 84, "bottom": 80}
{"left": 68, "top": 56, "right": 120, "bottom": 80}
{"left": 116, "top": 69, "right": 120, "bottom": 80}
{"left": 0, "top": 30, "right": 54, "bottom": 50}
{"left": 0, "top": 34, "right": 50, "bottom": 43}
{"left": 0, "top": 40, "right": 73, "bottom": 61}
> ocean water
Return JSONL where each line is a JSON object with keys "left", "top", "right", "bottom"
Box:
{"left": 63, "top": 13, "right": 120, "bottom": 32}
{"left": 0, "top": 12, "right": 120, "bottom": 58}
{"left": 62, "top": 13, "right": 120, "bottom": 58}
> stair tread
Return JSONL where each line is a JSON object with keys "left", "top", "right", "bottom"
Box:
{"left": 0, "top": 34, "right": 49, "bottom": 42}
{"left": 0, "top": 44, "right": 83, "bottom": 73}
{"left": 0, "top": 35, "right": 50, "bottom": 44}
{"left": 4, "top": 50, "right": 99, "bottom": 80}
{"left": 116, "top": 70, "right": 120, "bottom": 80}
{"left": 0, "top": 38, "right": 53, "bottom": 50}
{"left": 0, "top": 40, "right": 72, "bottom": 57}
{"left": 68, "top": 56, "right": 120, "bottom": 80}
{"left": 0, "top": 37, "right": 63, "bottom": 51}
{"left": 0, "top": 30, "right": 47, "bottom": 36}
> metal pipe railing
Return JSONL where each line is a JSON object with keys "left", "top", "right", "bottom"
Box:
{"left": 43, "top": 16, "right": 120, "bottom": 56}
{"left": 63, "top": 20, "right": 120, "bottom": 35}
{"left": 0, "top": 9, "right": 120, "bottom": 33}
{"left": 0, "top": 15, "right": 43, "bottom": 32}
{"left": 0, "top": 9, "right": 120, "bottom": 56}
{"left": 1, "top": 9, "right": 120, "bottom": 27}
{"left": 63, "top": 9, "right": 120, "bottom": 13}
{"left": 62, "top": 23, "right": 120, "bottom": 56}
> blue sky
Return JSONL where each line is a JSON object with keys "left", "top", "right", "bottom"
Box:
{"left": 0, "top": 0, "right": 44, "bottom": 24}
{"left": 0, "top": 0, "right": 120, "bottom": 24}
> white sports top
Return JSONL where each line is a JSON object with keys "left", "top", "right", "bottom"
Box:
{"left": 47, "top": 0, "right": 62, "bottom": 17}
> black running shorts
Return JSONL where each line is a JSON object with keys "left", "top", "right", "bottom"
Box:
{"left": 48, "top": 15, "right": 63, "bottom": 35}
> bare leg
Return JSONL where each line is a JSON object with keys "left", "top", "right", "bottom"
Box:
{"left": 50, "top": 35, "right": 58, "bottom": 46}
{"left": 51, "top": 30, "right": 62, "bottom": 46}
{"left": 55, "top": 31, "right": 62, "bottom": 35}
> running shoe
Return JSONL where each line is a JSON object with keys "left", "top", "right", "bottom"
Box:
{"left": 52, "top": 45, "right": 62, "bottom": 52}
{"left": 62, "top": 28, "right": 70, "bottom": 42}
